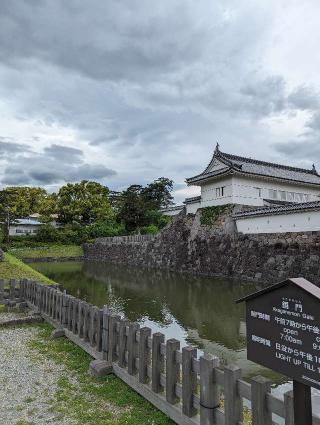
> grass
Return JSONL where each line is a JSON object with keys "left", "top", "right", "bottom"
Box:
{"left": 29, "top": 323, "right": 174, "bottom": 425}
{"left": 8, "top": 244, "right": 83, "bottom": 260}
{"left": 0, "top": 253, "right": 55, "bottom": 285}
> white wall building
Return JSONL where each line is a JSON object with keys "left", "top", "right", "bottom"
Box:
{"left": 234, "top": 202, "right": 320, "bottom": 234}
{"left": 185, "top": 144, "right": 320, "bottom": 214}
{"left": 160, "top": 205, "right": 184, "bottom": 216}
{"left": 9, "top": 218, "right": 42, "bottom": 236}
{"left": 9, "top": 215, "right": 59, "bottom": 236}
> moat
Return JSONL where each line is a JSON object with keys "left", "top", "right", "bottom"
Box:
{"left": 29, "top": 260, "right": 320, "bottom": 410}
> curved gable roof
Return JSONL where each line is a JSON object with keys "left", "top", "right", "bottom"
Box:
{"left": 186, "top": 144, "right": 320, "bottom": 186}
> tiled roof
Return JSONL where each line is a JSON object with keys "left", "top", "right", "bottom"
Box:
{"left": 184, "top": 196, "right": 201, "bottom": 204}
{"left": 186, "top": 145, "right": 320, "bottom": 186}
{"left": 233, "top": 201, "right": 320, "bottom": 219}
{"left": 13, "top": 218, "right": 42, "bottom": 226}
{"left": 160, "top": 205, "right": 184, "bottom": 212}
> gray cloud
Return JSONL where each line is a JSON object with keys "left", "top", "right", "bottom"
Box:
{"left": 43, "top": 144, "right": 83, "bottom": 163}
{"left": 288, "top": 86, "right": 320, "bottom": 111}
{"left": 0, "top": 139, "right": 33, "bottom": 157}
{"left": 0, "top": 1, "right": 320, "bottom": 201}
{"left": 1, "top": 143, "right": 116, "bottom": 186}
{"left": 307, "top": 112, "right": 320, "bottom": 131}
{"left": 273, "top": 137, "right": 320, "bottom": 164}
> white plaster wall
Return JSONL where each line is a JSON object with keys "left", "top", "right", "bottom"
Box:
{"left": 236, "top": 210, "right": 320, "bottom": 234}
{"left": 186, "top": 201, "right": 201, "bottom": 214}
{"left": 231, "top": 175, "right": 320, "bottom": 206}
{"left": 9, "top": 225, "right": 39, "bottom": 236}
{"left": 200, "top": 176, "right": 233, "bottom": 207}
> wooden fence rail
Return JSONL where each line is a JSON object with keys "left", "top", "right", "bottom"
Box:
{"left": 2, "top": 278, "right": 320, "bottom": 425}
{"left": 95, "top": 234, "right": 156, "bottom": 245}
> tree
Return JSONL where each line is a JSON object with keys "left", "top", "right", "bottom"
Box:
{"left": 141, "top": 177, "right": 174, "bottom": 210}
{"left": 117, "top": 178, "right": 174, "bottom": 233}
{"left": 0, "top": 186, "right": 48, "bottom": 243}
{"left": 117, "top": 185, "right": 146, "bottom": 232}
{"left": 38, "top": 193, "right": 58, "bottom": 221}
{"left": 57, "top": 180, "right": 113, "bottom": 224}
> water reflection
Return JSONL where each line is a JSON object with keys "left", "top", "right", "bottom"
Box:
{"left": 31, "top": 261, "right": 283, "bottom": 381}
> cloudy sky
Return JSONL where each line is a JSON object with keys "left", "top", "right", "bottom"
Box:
{"left": 1, "top": 0, "right": 320, "bottom": 202}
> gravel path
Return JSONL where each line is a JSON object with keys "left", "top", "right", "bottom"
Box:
{"left": 0, "top": 326, "right": 73, "bottom": 425}
{"left": 0, "top": 309, "right": 30, "bottom": 324}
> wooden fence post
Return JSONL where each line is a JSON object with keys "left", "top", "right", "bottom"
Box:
{"left": 96, "top": 308, "right": 103, "bottom": 352}
{"left": 0, "top": 279, "right": 4, "bottom": 303}
{"left": 39, "top": 285, "right": 44, "bottom": 312}
{"left": 166, "top": 338, "right": 180, "bottom": 404}
{"left": 139, "top": 326, "right": 151, "bottom": 383}
{"left": 128, "top": 322, "right": 140, "bottom": 375}
{"left": 19, "top": 279, "right": 25, "bottom": 299}
{"left": 68, "top": 296, "right": 75, "bottom": 331}
{"left": 83, "top": 302, "right": 90, "bottom": 340}
{"left": 51, "top": 289, "right": 56, "bottom": 319}
{"left": 118, "top": 319, "right": 129, "bottom": 368}
{"left": 89, "top": 306, "right": 97, "bottom": 347}
{"left": 10, "top": 279, "right": 16, "bottom": 300}
{"left": 44, "top": 286, "right": 49, "bottom": 314}
{"left": 284, "top": 390, "right": 294, "bottom": 425}
{"left": 72, "top": 299, "right": 78, "bottom": 334}
{"left": 102, "top": 305, "right": 109, "bottom": 360}
{"left": 251, "top": 376, "right": 272, "bottom": 425}
{"left": 62, "top": 291, "right": 69, "bottom": 327}
{"left": 224, "top": 364, "right": 242, "bottom": 425}
{"left": 200, "top": 353, "right": 220, "bottom": 425}
{"left": 55, "top": 288, "right": 62, "bottom": 323}
{"left": 152, "top": 332, "right": 165, "bottom": 393}
{"left": 107, "top": 315, "right": 120, "bottom": 363}
{"left": 182, "top": 346, "right": 197, "bottom": 417}
{"left": 35, "top": 283, "right": 41, "bottom": 311}
{"left": 77, "top": 301, "right": 84, "bottom": 338}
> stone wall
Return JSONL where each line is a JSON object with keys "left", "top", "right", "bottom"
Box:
{"left": 84, "top": 211, "right": 320, "bottom": 284}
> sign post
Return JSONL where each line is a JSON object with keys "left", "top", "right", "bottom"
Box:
{"left": 237, "top": 277, "right": 320, "bottom": 425}
{"left": 293, "top": 380, "right": 312, "bottom": 424}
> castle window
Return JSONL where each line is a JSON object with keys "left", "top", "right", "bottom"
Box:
{"left": 279, "top": 191, "right": 286, "bottom": 201}
{"left": 287, "top": 192, "right": 295, "bottom": 202}
{"left": 268, "top": 189, "right": 278, "bottom": 200}
{"left": 255, "top": 187, "right": 262, "bottom": 197}
{"left": 215, "top": 187, "right": 225, "bottom": 197}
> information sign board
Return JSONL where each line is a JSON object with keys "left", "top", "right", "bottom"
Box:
{"left": 237, "top": 277, "right": 320, "bottom": 389}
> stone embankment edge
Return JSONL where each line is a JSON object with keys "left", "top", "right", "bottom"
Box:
{"left": 83, "top": 211, "right": 320, "bottom": 285}
{"left": 22, "top": 256, "right": 84, "bottom": 263}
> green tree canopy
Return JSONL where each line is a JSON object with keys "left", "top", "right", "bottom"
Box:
{"left": 56, "top": 180, "right": 113, "bottom": 224}
{"left": 117, "top": 185, "right": 146, "bottom": 232}
{"left": 141, "top": 177, "right": 174, "bottom": 210}
{"left": 117, "top": 178, "right": 174, "bottom": 232}
{"left": 0, "top": 186, "right": 49, "bottom": 242}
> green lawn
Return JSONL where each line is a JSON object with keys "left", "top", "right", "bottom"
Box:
{"left": 9, "top": 244, "right": 83, "bottom": 260}
{"left": 30, "top": 323, "right": 173, "bottom": 425}
{"left": 0, "top": 252, "right": 55, "bottom": 285}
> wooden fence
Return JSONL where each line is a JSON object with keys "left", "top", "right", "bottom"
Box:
{"left": 2, "top": 278, "right": 320, "bottom": 425}
{"left": 95, "top": 234, "right": 156, "bottom": 245}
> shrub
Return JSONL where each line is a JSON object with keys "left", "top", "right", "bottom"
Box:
{"left": 35, "top": 224, "right": 60, "bottom": 242}
{"left": 200, "top": 205, "right": 230, "bottom": 226}
{"left": 141, "top": 224, "right": 159, "bottom": 234}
